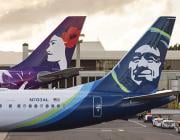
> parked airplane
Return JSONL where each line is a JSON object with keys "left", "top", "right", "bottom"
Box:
{"left": 0, "top": 16, "right": 178, "bottom": 132}
{"left": 0, "top": 16, "right": 86, "bottom": 89}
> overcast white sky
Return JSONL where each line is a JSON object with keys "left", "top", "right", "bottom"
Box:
{"left": 0, "top": 0, "right": 179, "bottom": 52}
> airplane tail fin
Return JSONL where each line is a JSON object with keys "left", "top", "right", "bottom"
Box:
{"left": 12, "top": 16, "right": 86, "bottom": 71}
{"left": 93, "top": 16, "right": 176, "bottom": 95}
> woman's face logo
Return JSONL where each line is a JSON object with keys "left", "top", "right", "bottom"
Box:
{"left": 46, "top": 27, "right": 80, "bottom": 70}
{"left": 128, "top": 45, "right": 161, "bottom": 85}
{"left": 46, "top": 35, "right": 66, "bottom": 62}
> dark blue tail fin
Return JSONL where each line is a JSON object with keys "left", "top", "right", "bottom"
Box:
{"left": 93, "top": 16, "right": 176, "bottom": 95}
{"left": 12, "top": 16, "right": 86, "bottom": 71}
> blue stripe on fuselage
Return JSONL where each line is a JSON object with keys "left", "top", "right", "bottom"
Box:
{"left": 18, "top": 82, "right": 95, "bottom": 130}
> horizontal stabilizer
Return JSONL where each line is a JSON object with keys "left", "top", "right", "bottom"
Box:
{"left": 123, "top": 90, "right": 179, "bottom": 102}
{"left": 37, "top": 67, "right": 83, "bottom": 82}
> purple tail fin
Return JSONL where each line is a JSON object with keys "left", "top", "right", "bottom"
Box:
{"left": 12, "top": 16, "right": 86, "bottom": 71}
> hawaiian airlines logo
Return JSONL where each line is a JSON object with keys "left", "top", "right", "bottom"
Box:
{"left": 128, "top": 45, "right": 161, "bottom": 85}
{"left": 46, "top": 27, "right": 80, "bottom": 70}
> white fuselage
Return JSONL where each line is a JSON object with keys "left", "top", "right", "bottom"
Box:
{"left": 0, "top": 85, "right": 83, "bottom": 131}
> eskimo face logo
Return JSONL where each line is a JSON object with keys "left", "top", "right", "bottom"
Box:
{"left": 128, "top": 45, "right": 161, "bottom": 85}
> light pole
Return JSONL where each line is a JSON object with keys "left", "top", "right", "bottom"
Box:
{"left": 22, "top": 43, "right": 29, "bottom": 60}
{"left": 76, "top": 34, "right": 84, "bottom": 85}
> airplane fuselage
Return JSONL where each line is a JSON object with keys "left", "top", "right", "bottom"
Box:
{"left": 0, "top": 83, "right": 174, "bottom": 132}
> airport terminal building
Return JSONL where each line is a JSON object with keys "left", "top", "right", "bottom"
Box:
{"left": 0, "top": 41, "right": 179, "bottom": 108}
